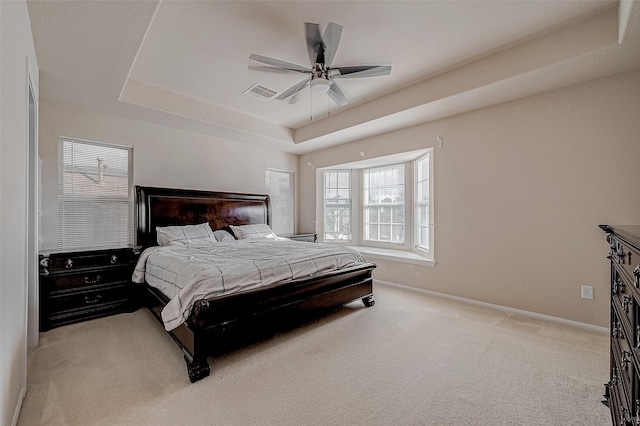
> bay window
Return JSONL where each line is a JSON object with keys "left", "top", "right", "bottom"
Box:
{"left": 363, "top": 164, "right": 405, "bottom": 244}
{"left": 415, "top": 153, "right": 430, "bottom": 251}
{"left": 324, "top": 170, "right": 351, "bottom": 241}
{"left": 320, "top": 149, "right": 433, "bottom": 262}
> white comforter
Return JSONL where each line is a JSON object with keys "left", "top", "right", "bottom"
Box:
{"left": 132, "top": 239, "right": 368, "bottom": 331}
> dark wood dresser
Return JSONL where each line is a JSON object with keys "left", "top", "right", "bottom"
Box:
{"left": 601, "top": 225, "right": 640, "bottom": 425}
{"left": 39, "top": 246, "right": 141, "bottom": 331}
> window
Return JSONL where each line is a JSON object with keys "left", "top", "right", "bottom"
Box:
{"left": 415, "top": 153, "right": 430, "bottom": 251}
{"left": 363, "top": 164, "right": 405, "bottom": 244}
{"left": 324, "top": 170, "right": 351, "bottom": 241}
{"left": 265, "top": 168, "right": 294, "bottom": 235}
{"left": 319, "top": 149, "right": 433, "bottom": 262}
{"left": 58, "top": 137, "right": 133, "bottom": 250}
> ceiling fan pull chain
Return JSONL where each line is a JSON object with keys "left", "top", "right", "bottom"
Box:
{"left": 310, "top": 86, "right": 313, "bottom": 121}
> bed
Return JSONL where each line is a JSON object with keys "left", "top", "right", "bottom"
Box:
{"left": 134, "top": 185, "right": 376, "bottom": 382}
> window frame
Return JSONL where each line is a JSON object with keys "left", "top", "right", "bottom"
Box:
{"left": 362, "top": 163, "right": 408, "bottom": 249}
{"left": 265, "top": 167, "right": 295, "bottom": 236}
{"left": 323, "top": 169, "right": 353, "bottom": 242}
{"left": 414, "top": 152, "right": 432, "bottom": 254}
{"left": 57, "top": 136, "right": 133, "bottom": 251}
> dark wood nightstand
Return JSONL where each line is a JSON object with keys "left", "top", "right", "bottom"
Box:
{"left": 39, "top": 246, "right": 141, "bottom": 331}
{"left": 284, "top": 233, "right": 317, "bottom": 243}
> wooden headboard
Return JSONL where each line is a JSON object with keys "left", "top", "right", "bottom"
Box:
{"left": 135, "top": 186, "right": 271, "bottom": 248}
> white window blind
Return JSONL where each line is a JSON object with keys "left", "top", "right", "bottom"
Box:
{"left": 58, "top": 137, "right": 133, "bottom": 250}
{"left": 324, "top": 170, "right": 352, "bottom": 241}
{"left": 265, "top": 168, "right": 294, "bottom": 235}
{"left": 363, "top": 164, "right": 405, "bottom": 244}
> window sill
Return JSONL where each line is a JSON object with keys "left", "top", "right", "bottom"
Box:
{"left": 348, "top": 245, "right": 435, "bottom": 267}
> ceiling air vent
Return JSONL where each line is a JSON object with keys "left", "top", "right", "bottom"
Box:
{"left": 244, "top": 83, "right": 278, "bottom": 101}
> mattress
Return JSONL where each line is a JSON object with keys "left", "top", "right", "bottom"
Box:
{"left": 132, "top": 239, "right": 368, "bottom": 331}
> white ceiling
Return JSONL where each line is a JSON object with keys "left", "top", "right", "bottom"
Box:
{"left": 27, "top": 1, "right": 640, "bottom": 154}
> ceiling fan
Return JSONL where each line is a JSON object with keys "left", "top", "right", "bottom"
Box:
{"left": 249, "top": 22, "right": 391, "bottom": 106}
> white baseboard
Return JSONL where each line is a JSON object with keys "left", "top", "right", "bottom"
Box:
{"left": 11, "top": 387, "right": 26, "bottom": 426}
{"left": 375, "top": 279, "right": 609, "bottom": 335}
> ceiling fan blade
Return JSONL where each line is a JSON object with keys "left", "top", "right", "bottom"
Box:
{"left": 249, "top": 54, "right": 310, "bottom": 73}
{"left": 331, "top": 65, "right": 392, "bottom": 79}
{"left": 248, "top": 65, "right": 305, "bottom": 75}
{"left": 322, "top": 22, "right": 343, "bottom": 67}
{"left": 276, "top": 77, "right": 311, "bottom": 100}
{"left": 288, "top": 90, "right": 306, "bottom": 104}
{"left": 327, "top": 80, "right": 348, "bottom": 106}
{"left": 305, "top": 23, "right": 322, "bottom": 65}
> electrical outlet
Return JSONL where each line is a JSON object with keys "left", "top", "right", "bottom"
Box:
{"left": 581, "top": 285, "right": 594, "bottom": 300}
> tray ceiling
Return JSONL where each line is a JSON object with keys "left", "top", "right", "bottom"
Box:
{"left": 27, "top": 1, "right": 639, "bottom": 154}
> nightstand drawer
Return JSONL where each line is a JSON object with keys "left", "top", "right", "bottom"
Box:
{"left": 47, "top": 267, "right": 132, "bottom": 293}
{"left": 49, "top": 283, "right": 129, "bottom": 314}
{"left": 48, "top": 250, "right": 136, "bottom": 271}
{"left": 48, "top": 300, "right": 132, "bottom": 329}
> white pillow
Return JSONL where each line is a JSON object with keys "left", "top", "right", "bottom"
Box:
{"left": 229, "top": 223, "right": 276, "bottom": 240}
{"left": 213, "top": 229, "right": 236, "bottom": 242}
{"left": 156, "top": 223, "right": 217, "bottom": 247}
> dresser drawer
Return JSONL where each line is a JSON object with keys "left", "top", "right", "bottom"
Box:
{"left": 609, "top": 356, "right": 633, "bottom": 426}
{"left": 608, "top": 234, "right": 640, "bottom": 290}
{"left": 612, "top": 335, "right": 640, "bottom": 419}
{"left": 46, "top": 266, "right": 132, "bottom": 293}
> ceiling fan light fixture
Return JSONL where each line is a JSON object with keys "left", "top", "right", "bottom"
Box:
{"left": 310, "top": 78, "right": 331, "bottom": 93}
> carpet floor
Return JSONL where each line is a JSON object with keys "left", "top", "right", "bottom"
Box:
{"left": 18, "top": 282, "right": 611, "bottom": 425}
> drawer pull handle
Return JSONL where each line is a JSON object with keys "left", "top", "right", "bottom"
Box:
{"left": 613, "top": 321, "right": 621, "bottom": 339}
{"left": 84, "top": 294, "right": 103, "bottom": 305}
{"left": 613, "top": 280, "right": 624, "bottom": 296}
{"left": 110, "top": 255, "right": 118, "bottom": 264}
{"left": 65, "top": 259, "right": 74, "bottom": 269}
{"left": 84, "top": 275, "right": 102, "bottom": 284}
{"left": 622, "top": 350, "right": 632, "bottom": 370}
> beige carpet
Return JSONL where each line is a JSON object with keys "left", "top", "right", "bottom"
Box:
{"left": 19, "top": 283, "right": 610, "bottom": 425}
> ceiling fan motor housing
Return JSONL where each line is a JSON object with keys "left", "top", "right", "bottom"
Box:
{"left": 312, "top": 63, "right": 329, "bottom": 80}
{"left": 311, "top": 63, "right": 331, "bottom": 92}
